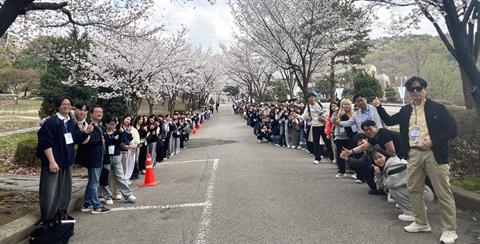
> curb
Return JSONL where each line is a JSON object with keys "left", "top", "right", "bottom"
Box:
{"left": 0, "top": 189, "right": 85, "bottom": 244}
{"left": 451, "top": 185, "right": 480, "bottom": 212}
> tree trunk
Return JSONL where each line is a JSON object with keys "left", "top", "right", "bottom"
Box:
{"left": 23, "top": 87, "right": 28, "bottom": 97}
{"left": 329, "top": 56, "right": 336, "bottom": 102}
{"left": 459, "top": 67, "right": 475, "bottom": 108}
{"left": 148, "top": 100, "right": 154, "bottom": 115}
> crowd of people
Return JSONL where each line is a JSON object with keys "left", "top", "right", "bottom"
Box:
{"left": 36, "top": 96, "right": 217, "bottom": 222}
{"left": 234, "top": 76, "right": 459, "bottom": 244}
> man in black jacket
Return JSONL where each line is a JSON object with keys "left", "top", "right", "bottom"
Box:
{"left": 77, "top": 105, "right": 111, "bottom": 214}
{"left": 373, "top": 76, "right": 458, "bottom": 244}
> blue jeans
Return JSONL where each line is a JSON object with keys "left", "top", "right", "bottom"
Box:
{"left": 84, "top": 167, "right": 102, "bottom": 208}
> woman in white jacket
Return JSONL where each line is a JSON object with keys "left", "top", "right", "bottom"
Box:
{"left": 372, "top": 146, "right": 434, "bottom": 222}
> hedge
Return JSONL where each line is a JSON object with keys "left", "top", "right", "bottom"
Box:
{"left": 13, "top": 134, "right": 40, "bottom": 167}
{"left": 448, "top": 108, "right": 480, "bottom": 177}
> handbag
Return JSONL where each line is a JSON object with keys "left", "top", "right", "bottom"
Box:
{"left": 29, "top": 209, "right": 75, "bottom": 244}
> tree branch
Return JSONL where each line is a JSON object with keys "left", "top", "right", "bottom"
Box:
{"left": 461, "top": 0, "right": 477, "bottom": 27}
{"left": 23, "top": 2, "right": 68, "bottom": 13}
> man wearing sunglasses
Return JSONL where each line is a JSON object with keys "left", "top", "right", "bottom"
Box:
{"left": 372, "top": 76, "right": 458, "bottom": 244}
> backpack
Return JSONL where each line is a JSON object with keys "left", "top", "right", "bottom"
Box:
{"left": 29, "top": 209, "right": 74, "bottom": 244}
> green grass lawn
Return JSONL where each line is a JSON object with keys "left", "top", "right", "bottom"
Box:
{"left": 453, "top": 176, "right": 480, "bottom": 192}
{"left": 0, "top": 115, "right": 39, "bottom": 132}
{"left": 0, "top": 99, "right": 41, "bottom": 116}
{"left": 0, "top": 132, "right": 36, "bottom": 156}
{"left": 0, "top": 99, "right": 41, "bottom": 132}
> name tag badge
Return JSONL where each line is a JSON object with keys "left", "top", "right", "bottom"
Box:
{"left": 108, "top": 145, "right": 115, "bottom": 155}
{"left": 410, "top": 126, "right": 421, "bottom": 145}
{"left": 64, "top": 133, "right": 73, "bottom": 145}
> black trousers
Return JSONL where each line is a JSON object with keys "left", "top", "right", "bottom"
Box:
{"left": 348, "top": 157, "right": 376, "bottom": 190}
{"left": 311, "top": 126, "right": 323, "bottom": 161}
{"left": 335, "top": 139, "right": 354, "bottom": 173}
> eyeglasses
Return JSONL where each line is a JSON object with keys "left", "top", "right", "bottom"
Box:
{"left": 408, "top": 86, "right": 424, "bottom": 92}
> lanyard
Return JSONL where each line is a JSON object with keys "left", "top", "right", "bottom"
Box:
{"left": 63, "top": 120, "right": 69, "bottom": 133}
{"left": 413, "top": 105, "right": 418, "bottom": 125}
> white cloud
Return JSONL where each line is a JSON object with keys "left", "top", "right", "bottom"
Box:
{"left": 151, "top": 0, "right": 235, "bottom": 52}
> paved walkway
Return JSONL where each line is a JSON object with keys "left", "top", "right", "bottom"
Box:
{"left": 0, "top": 174, "right": 86, "bottom": 193}
{"left": 0, "top": 127, "right": 38, "bottom": 137}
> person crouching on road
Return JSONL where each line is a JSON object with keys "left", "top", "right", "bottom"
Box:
{"left": 103, "top": 117, "right": 137, "bottom": 204}
{"left": 371, "top": 147, "right": 434, "bottom": 222}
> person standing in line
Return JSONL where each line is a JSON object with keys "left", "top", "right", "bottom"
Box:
{"left": 78, "top": 105, "right": 111, "bottom": 214}
{"left": 332, "top": 99, "right": 357, "bottom": 178}
{"left": 373, "top": 76, "right": 458, "bottom": 244}
{"left": 146, "top": 122, "right": 159, "bottom": 167}
{"left": 294, "top": 93, "right": 328, "bottom": 164}
{"left": 103, "top": 117, "right": 137, "bottom": 203}
{"left": 134, "top": 116, "right": 147, "bottom": 175}
{"left": 324, "top": 101, "right": 338, "bottom": 163}
{"left": 340, "top": 94, "right": 388, "bottom": 133}
{"left": 36, "top": 96, "right": 92, "bottom": 222}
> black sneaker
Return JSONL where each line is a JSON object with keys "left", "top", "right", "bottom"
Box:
{"left": 91, "top": 206, "right": 111, "bottom": 215}
{"left": 368, "top": 189, "right": 381, "bottom": 195}
{"left": 368, "top": 189, "right": 387, "bottom": 195}
{"left": 80, "top": 204, "right": 92, "bottom": 212}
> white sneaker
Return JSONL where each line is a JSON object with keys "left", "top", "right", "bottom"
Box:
{"left": 258, "top": 140, "right": 262, "bottom": 143}
{"left": 395, "top": 204, "right": 400, "bottom": 209}
{"left": 355, "top": 180, "right": 363, "bottom": 184}
{"left": 105, "top": 199, "right": 114, "bottom": 205}
{"left": 398, "top": 214, "right": 415, "bottom": 222}
{"left": 387, "top": 193, "right": 396, "bottom": 203}
{"left": 114, "top": 193, "right": 122, "bottom": 200}
{"left": 335, "top": 173, "right": 347, "bottom": 178}
{"left": 351, "top": 174, "right": 357, "bottom": 179}
{"left": 439, "top": 230, "right": 457, "bottom": 244}
{"left": 127, "top": 195, "right": 137, "bottom": 203}
{"left": 99, "top": 197, "right": 105, "bottom": 203}
{"left": 404, "top": 222, "right": 431, "bottom": 233}
{"left": 313, "top": 160, "right": 320, "bottom": 164}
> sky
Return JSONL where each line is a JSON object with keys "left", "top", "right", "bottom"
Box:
{"left": 152, "top": 0, "right": 440, "bottom": 52}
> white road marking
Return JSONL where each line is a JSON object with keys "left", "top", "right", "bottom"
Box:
{"left": 110, "top": 202, "right": 208, "bottom": 212}
{"left": 158, "top": 159, "right": 210, "bottom": 165}
{"left": 195, "top": 159, "right": 219, "bottom": 244}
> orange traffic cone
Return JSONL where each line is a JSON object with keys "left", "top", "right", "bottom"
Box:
{"left": 192, "top": 126, "right": 196, "bottom": 135}
{"left": 201, "top": 117, "right": 205, "bottom": 125}
{"left": 142, "top": 153, "right": 159, "bottom": 186}
{"left": 197, "top": 123, "right": 201, "bottom": 129}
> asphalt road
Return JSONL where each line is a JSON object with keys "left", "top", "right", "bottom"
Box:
{"left": 70, "top": 106, "right": 479, "bottom": 244}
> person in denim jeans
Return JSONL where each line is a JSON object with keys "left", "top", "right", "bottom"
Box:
{"left": 104, "top": 117, "right": 137, "bottom": 204}
{"left": 78, "top": 105, "right": 111, "bottom": 214}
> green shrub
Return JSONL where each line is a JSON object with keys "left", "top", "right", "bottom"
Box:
{"left": 448, "top": 109, "right": 480, "bottom": 177}
{"left": 13, "top": 134, "right": 39, "bottom": 167}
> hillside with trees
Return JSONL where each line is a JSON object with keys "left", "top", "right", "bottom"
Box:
{"left": 365, "top": 35, "right": 464, "bottom": 105}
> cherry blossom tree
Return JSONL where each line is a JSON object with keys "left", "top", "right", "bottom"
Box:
{"left": 61, "top": 28, "right": 191, "bottom": 116}
{"left": 230, "top": 0, "right": 369, "bottom": 102}
{"left": 0, "top": 0, "right": 162, "bottom": 38}
{"left": 222, "top": 40, "right": 274, "bottom": 102}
